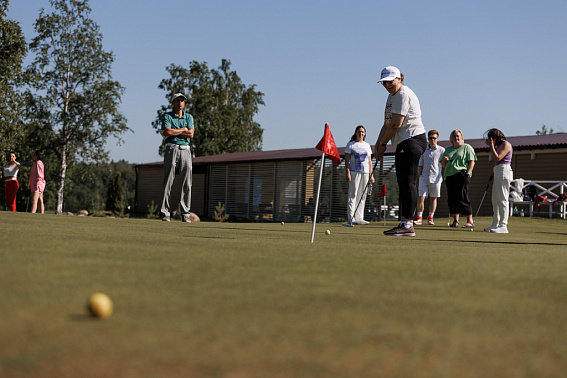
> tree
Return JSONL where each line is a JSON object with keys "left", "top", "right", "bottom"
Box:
{"left": 152, "top": 59, "right": 265, "bottom": 156}
{"left": 0, "top": 0, "right": 27, "bottom": 167}
{"left": 26, "top": 0, "right": 129, "bottom": 214}
{"left": 64, "top": 160, "right": 135, "bottom": 214}
{"left": 106, "top": 171, "right": 124, "bottom": 215}
{"left": 536, "top": 124, "right": 554, "bottom": 135}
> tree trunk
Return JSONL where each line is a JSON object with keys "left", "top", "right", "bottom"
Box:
{"left": 55, "top": 144, "right": 67, "bottom": 214}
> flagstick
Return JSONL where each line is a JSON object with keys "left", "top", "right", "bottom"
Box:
{"left": 384, "top": 195, "right": 387, "bottom": 227}
{"left": 310, "top": 152, "right": 325, "bottom": 243}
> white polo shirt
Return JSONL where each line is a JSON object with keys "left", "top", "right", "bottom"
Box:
{"left": 419, "top": 144, "right": 445, "bottom": 184}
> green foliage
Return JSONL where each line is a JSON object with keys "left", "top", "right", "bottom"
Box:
{"left": 536, "top": 124, "right": 554, "bottom": 135}
{"left": 90, "top": 193, "right": 106, "bottom": 216}
{"left": 146, "top": 200, "right": 158, "bottom": 219}
{"left": 0, "top": 0, "right": 28, "bottom": 164}
{"left": 64, "top": 160, "right": 135, "bottom": 214}
{"left": 106, "top": 171, "right": 124, "bottom": 216}
{"left": 152, "top": 59, "right": 265, "bottom": 156}
{"left": 214, "top": 201, "right": 229, "bottom": 222}
{"left": 25, "top": 0, "right": 130, "bottom": 214}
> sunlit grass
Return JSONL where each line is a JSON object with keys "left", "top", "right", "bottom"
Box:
{"left": 1, "top": 212, "right": 566, "bottom": 377}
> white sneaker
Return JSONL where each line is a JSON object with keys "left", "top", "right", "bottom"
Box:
{"left": 484, "top": 225, "right": 497, "bottom": 232}
{"left": 490, "top": 226, "right": 509, "bottom": 234}
{"left": 357, "top": 220, "right": 370, "bottom": 225}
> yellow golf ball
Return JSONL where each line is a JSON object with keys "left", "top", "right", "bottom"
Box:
{"left": 325, "top": 230, "right": 331, "bottom": 235}
{"left": 281, "top": 222, "right": 285, "bottom": 225}
{"left": 470, "top": 228, "right": 474, "bottom": 232}
{"left": 87, "top": 293, "right": 113, "bottom": 319}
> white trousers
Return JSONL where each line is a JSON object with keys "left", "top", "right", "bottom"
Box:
{"left": 491, "top": 164, "right": 513, "bottom": 227}
{"left": 347, "top": 171, "right": 369, "bottom": 222}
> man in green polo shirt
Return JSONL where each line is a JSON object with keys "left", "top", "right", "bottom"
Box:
{"left": 160, "top": 93, "right": 195, "bottom": 222}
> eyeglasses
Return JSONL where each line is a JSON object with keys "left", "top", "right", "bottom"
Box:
{"left": 428, "top": 137, "right": 438, "bottom": 140}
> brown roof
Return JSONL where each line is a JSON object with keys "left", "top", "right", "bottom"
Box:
{"left": 137, "top": 133, "right": 567, "bottom": 167}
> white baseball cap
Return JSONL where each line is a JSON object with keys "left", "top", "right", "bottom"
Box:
{"left": 377, "top": 66, "right": 401, "bottom": 82}
{"left": 171, "top": 93, "right": 187, "bottom": 102}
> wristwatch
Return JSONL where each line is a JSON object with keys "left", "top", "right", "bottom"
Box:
{"left": 380, "top": 142, "right": 387, "bottom": 147}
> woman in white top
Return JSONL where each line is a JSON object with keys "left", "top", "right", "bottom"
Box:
{"left": 375, "top": 66, "right": 427, "bottom": 237}
{"left": 4, "top": 152, "right": 22, "bottom": 212}
{"left": 344, "top": 125, "right": 374, "bottom": 225}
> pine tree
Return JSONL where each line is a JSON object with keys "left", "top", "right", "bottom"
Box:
{"left": 106, "top": 172, "right": 124, "bottom": 215}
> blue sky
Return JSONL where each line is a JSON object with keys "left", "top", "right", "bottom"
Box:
{"left": 7, "top": 0, "right": 567, "bottom": 164}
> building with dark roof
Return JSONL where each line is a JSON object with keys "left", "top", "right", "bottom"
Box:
{"left": 135, "top": 133, "right": 567, "bottom": 221}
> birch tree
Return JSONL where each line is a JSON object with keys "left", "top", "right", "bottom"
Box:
{"left": 26, "top": 0, "right": 129, "bottom": 214}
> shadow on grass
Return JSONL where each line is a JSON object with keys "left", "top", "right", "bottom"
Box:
{"left": 428, "top": 239, "right": 567, "bottom": 247}
{"left": 419, "top": 226, "right": 567, "bottom": 245}
{"left": 196, "top": 226, "right": 308, "bottom": 234}
{"left": 535, "top": 232, "right": 567, "bottom": 236}
{"left": 184, "top": 235, "right": 236, "bottom": 239}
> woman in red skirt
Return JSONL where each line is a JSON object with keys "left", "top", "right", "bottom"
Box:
{"left": 4, "top": 152, "right": 22, "bottom": 212}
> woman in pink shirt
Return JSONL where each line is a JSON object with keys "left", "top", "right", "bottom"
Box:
{"left": 28, "top": 150, "right": 46, "bottom": 214}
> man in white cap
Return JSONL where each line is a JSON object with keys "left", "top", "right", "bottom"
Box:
{"left": 160, "top": 93, "right": 195, "bottom": 222}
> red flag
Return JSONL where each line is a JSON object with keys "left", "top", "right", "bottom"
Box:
{"left": 315, "top": 123, "right": 341, "bottom": 165}
{"left": 378, "top": 184, "right": 387, "bottom": 199}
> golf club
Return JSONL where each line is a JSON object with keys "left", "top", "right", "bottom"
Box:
{"left": 475, "top": 176, "right": 493, "bottom": 219}
{"left": 343, "top": 158, "right": 380, "bottom": 227}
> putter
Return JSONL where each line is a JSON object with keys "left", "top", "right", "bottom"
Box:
{"left": 343, "top": 158, "right": 380, "bottom": 227}
{"left": 475, "top": 176, "right": 493, "bottom": 218}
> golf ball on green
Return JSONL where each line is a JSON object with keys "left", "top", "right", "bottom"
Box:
{"left": 325, "top": 230, "right": 331, "bottom": 235}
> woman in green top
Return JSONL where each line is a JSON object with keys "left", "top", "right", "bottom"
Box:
{"left": 441, "top": 129, "right": 477, "bottom": 228}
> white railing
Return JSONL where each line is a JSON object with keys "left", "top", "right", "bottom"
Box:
{"left": 509, "top": 180, "right": 567, "bottom": 219}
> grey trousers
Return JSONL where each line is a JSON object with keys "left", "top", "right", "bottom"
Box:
{"left": 160, "top": 144, "right": 192, "bottom": 217}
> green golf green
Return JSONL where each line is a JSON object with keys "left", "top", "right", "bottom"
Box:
{"left": 2, "top": 212, "right": 566, "bottom": 377}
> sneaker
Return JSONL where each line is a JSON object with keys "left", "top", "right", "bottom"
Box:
{"left": 490, "top": 226, "right": 508, "bottom": 234}
{"left": 415, "top": 216, "right": 423, "bottom": 225}
{"left": 484, "top": 225, "right": 497, "bottom": 232}
{"left": 384, "top": 223, "right": 416, "bottom": 237}
{"left": 427, "top": 216, "right": 434, "bottom": 225}
{"left": 357, "top": 220, "right": 370, "bottom": 225}
{"left": 182, "top": 214, "right": 192, "bottom": 223}
{"left": 162, "top": 215, "right": 170, "bottom": 222}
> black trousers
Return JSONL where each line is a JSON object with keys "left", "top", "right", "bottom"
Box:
{"left": 445, "top": 171, "right": 472, "bottom": 216}
{"left": 395, "top": 134, "right": 427, "bottom": 220}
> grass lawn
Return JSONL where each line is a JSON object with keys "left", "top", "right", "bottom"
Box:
{"left": 1, "top": 211, "right": 567, "bottom": 377}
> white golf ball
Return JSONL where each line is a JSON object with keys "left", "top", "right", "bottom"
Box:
{"left": 325, "top": 230, "right": 331, "bottom": 235}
